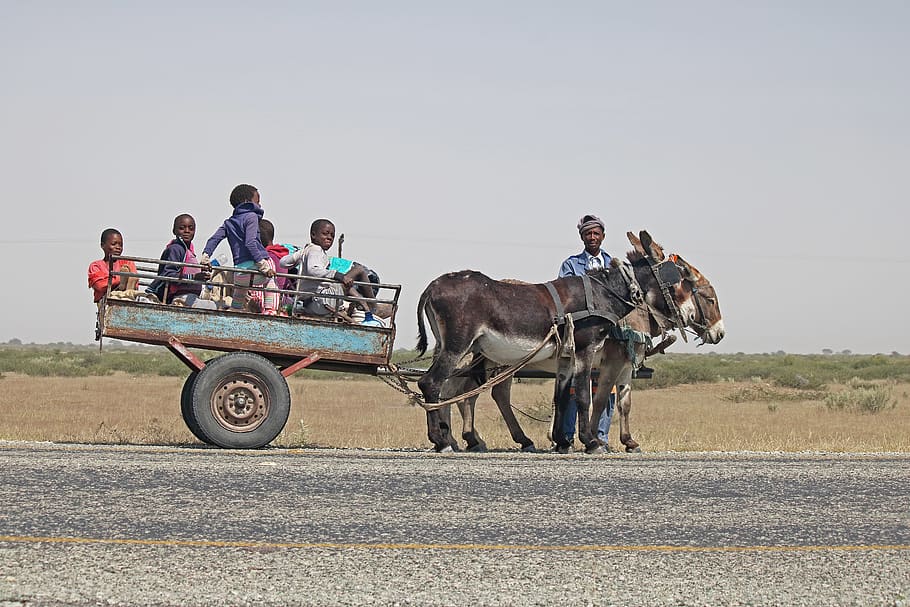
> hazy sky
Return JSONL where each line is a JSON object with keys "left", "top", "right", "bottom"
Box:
{"left": 2, "top": 1, "right": 908, "bottom": 354}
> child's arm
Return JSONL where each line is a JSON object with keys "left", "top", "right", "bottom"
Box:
{"left": 122, "top": 260, "right": 139, "bottom": 291}
{"left": 158, "top": 243, "right": 185, "bottom": 280}
{"left": 200, "top": 224, "right": 227, "bottom": 264}
{"left": 242, "top": 215, "right": 270, "bottom": 263}
{"left": 301, "top": 246, "right": 338, "bottom": 280}
{"left": 88, "top": 260, "right": 113, "bottom": 300}
{"left": 279, "top": 248, "right": 305, "bottom": 269}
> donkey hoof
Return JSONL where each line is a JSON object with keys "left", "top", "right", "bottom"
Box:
{"left": 467, "top": 442, "right": 488, "bottom": 453}
{"left": 520, "top": 443, "right": 538, "bottom": 453}
{"left": 585, "top": 445, "right": 606, "bottom": 455}
{"left": 625, "top": 445, "right": 642, "bottom": 453}
{"left": 437, "top": 445, "right": 455, "bottom": 453}
{"left": 553, "top": 444, "right": 571, "bottom": 455}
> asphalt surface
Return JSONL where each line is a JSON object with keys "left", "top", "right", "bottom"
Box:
{"left": 1, "top": 442, "right": 908, "bottom": 606}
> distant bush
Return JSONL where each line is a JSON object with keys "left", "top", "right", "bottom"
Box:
{"left": 0, "top": 345, "right": 206, "bottom": 377}
{"left": 638, "top": 353, "right": 910, "bottom": 390}
{"left": 824, "top": 378, "right": 896, "bottom": 414}
{"left": 724, "top": 384, "right": 825, "bottom": 403}
{"left": 2, "top": 346, "right": 910, "bottom": 389}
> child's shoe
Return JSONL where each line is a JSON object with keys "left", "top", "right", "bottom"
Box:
{"left": 360, "top": 311, "right": 385, "bottom": 327}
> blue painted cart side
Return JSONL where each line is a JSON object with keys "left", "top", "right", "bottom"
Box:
{"left": 102, "top": 299, "right": 394, "bottom": 369}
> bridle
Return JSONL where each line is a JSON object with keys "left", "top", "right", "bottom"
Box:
{"left": 643, "top": 253, "right": 716, "bottom": 344}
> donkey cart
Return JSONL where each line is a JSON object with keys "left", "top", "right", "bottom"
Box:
{"left": 96, "top": 255, "right": 401, "bottom": 449}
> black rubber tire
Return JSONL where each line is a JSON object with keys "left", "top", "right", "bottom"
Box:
{"left": 180, "top": 371, "right": 213, "bottom": 445}
{"left": 190, "top": 352, "right": 291, "bottom": 449}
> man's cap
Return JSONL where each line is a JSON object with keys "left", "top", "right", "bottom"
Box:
{"left": 577, "top": 214, "right": 605, "bottom": 234}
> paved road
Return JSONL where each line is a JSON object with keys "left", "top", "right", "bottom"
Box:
{"left": 1, "top": 442, "right": 908, "bottom": 606}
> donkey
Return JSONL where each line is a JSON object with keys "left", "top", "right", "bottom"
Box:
{"left": 419, "top": 230, "right": 725, "bottom": 453}
{"left": 416, "top": 256, "right": 638, "bottom": 452}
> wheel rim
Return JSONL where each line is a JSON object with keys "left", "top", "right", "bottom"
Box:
{"left": 210, "top": 372, "right": 270, "bottom": 433}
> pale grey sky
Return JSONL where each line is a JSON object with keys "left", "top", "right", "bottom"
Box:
{"left": 2, "top": 1, "right": 908, "bottom": 354}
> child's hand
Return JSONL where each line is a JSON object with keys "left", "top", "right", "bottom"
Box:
{"left": 256, "top": 258, "right": 276, "bottom": 278}
{"left": 194, "top": 270, "right": 211, "bottom": 281}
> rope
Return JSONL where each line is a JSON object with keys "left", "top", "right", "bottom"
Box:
{"left": 388, "top": 324, "right": 560, "bottom": 412}
{"left": 509, "top": 403, "right": 553, "bottom": 423}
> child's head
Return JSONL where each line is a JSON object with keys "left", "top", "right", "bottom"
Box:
{"left": 172, "top": 214, "right": 196, "bottom": 243}
{"left": 230, "top": 184, "right": 259, "bottom": 208}
{"left": 100, "top": 228, "right": 124, "bottom": 259}
{"left": 310, "top": 219, "right": 335, "bottom": 250}
{"left": 259, "top": 219, "right": 275, "bottom": 247}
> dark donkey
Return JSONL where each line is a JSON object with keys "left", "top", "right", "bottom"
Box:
{"left": 416, "top": 255, "right": 637, "bottom": 452}
{"left": 418, "top": 230, "right": 725, "bottom": 453}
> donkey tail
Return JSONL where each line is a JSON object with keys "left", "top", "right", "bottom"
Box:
{"left": 416, "top": 285, "right": 431, "bottom": 355}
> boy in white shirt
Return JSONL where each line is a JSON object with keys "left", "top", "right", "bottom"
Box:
{"left": 280, "top": 219, "right": 380, "bottom": 324}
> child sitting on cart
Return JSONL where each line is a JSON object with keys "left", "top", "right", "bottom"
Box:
{"left": 87, "top": 228, "right": 141, "bottom": 306}
{"left": 280, "top": 218, "right": 382, "bottom": 325}
{"left": 145, "top": 214, "right": 216, "bottom": 309}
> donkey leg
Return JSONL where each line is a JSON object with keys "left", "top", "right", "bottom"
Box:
{"left": 440, "top": 374, "right": 484, "bottom": 451}
{"left": 491, "top": 380, "right": 536, "bottom": 452}
{"left": 419, "top": 350, "right": 465, "bottom": 452}
{"left": 457, "top": 396, "right": 487, "bottom": 452}
{"left": 591, "top": 346, "right": 625, "bottom": 452}
{"left": 616, "top": 356, "right": 641, "bottom": 453}
{"left": 615, "top": 382, "right": 640, "bottom": 453}
{"left": 426, "top": 407, "right": 460, "bottom": 453}
{"left": 574, "top": 369, "right": 600, "bottom": 453}
{"left": 552, "top": 361, "right": 575, "bottom": 453}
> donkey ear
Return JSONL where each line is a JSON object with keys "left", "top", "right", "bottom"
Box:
{"left": 627, "top": 231, "right": 645, "bottom": 254}
{"left": 639, "top": 230, "right": 665, "bottom": 261}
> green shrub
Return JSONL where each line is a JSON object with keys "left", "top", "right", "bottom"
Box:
{"left": 771, "top": 371, "right": 826, "bottom": 390}
{"left": 724, "top": 385, "right": 825, "bottom": 403}
{"left": 824, "top": 378, "right": 896, "bottom": 414}
{"left": 2, "top": 346, "right": 910, "bottom": 389}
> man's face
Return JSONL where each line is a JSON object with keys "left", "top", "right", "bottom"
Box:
{"left": 581, "top": 227, "right": 604, "bottom": 255}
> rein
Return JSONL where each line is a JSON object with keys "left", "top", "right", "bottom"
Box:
{"left": 392, "top": 323, "right": 561, "bottom": 412}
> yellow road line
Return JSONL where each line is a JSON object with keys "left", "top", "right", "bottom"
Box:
{"left": 2, "top": 535, "right": 908, "bottom": 553}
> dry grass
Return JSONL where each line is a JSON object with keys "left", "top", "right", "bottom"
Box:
{"left": 0, "top": 373, "right": 908, "bottom": 452}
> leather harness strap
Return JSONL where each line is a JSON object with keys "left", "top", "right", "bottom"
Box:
{"left": 544, "top": 274, "right": 621, "bottom": 327}
{"left": 544, "top": 281, "right": 565, "bottom": 324}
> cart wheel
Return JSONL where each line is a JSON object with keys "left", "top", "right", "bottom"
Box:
{"left": 190, "top": 352, "right": 291, "bottom": 449}
{"left": 180, "top": 371, "right": 213, "bottom": 445}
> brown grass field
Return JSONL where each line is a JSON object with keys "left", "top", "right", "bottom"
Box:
{"left": 1, "top": 373, "right": 908, "bottom": 452}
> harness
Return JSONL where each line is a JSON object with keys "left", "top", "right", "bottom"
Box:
{"left": 543, "top": 273, "right": 625, "bottom": 328}
{"left": 642, "top": 254, "right": 689, "bottom": 342}
{"left": 543, "top": 270, "right": 647, "bottom": 364}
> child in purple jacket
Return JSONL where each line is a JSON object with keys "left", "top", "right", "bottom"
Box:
{"left": 200, "top": 184, "right": 277, "bottom": 313}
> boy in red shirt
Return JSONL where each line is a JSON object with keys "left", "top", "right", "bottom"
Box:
{"left": 87, "top": 228, "right": 139, "bottom": 305}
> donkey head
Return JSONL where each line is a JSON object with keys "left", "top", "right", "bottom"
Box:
{"left": 627, "top": 230, "right": 725, "bottom": 345}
